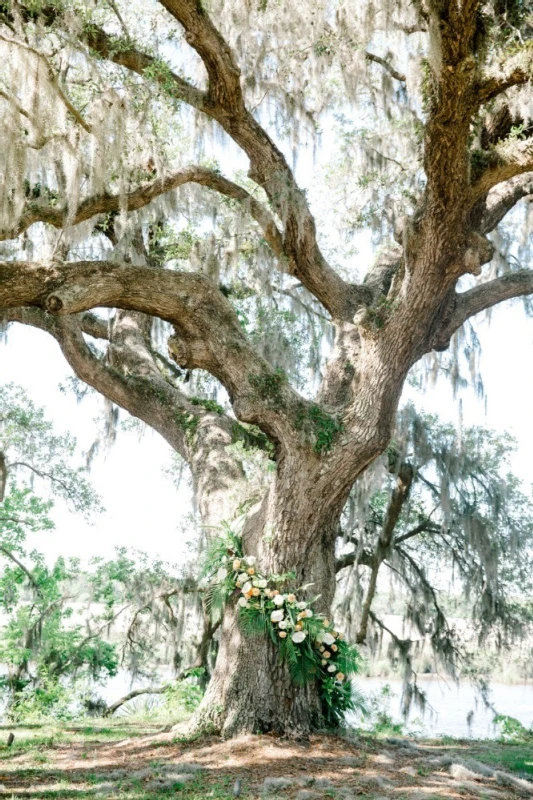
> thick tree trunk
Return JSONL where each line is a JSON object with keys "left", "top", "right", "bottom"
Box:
{"left": 188, "top": 472, "right": 343, "bottom": 737}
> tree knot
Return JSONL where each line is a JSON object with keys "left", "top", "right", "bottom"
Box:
{"left": 46, "top": 295, "right": 64, "bottom": 314}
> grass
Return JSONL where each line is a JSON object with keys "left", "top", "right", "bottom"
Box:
{"left": 461, "top": 740, "right": 533, "bottom": 776}
{"left": 0, "top": 720, "right": 532, "bottom": 799}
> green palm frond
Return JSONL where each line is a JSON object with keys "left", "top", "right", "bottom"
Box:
{"left": 204, "top": 581, "right": 227, "bottom": 624}
{"left": 335, "top": 641, "right": 362, "bottom": 676}
{"left": 239, "top": 606, "right": 268, "bottom": 637}
{"left": 199, "top": 526, "right": 243, "bottom": 582}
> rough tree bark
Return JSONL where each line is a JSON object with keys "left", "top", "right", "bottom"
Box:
{"left": 2, "top": 0, "right": 533, "bottom": 735}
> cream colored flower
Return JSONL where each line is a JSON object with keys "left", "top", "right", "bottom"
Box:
{"left": 291, "top": 631, "right": 306, "bottom": 643}
{"left": 295, "top": 623, "right": 303, "bottom": 631}
{"left": 287, "top": 593, "right": 296, "bottom": 603}
{"left": 321, "top": 659, "right": 327, "bottom": 665}
{"left": 233, "top": 559, "right": 241, "bottom": 570}
{"left": 297, "top": 612, "right": 306, "bottom": 620}
{"left": 322, "top": 633, "right": 335, "bottom": 646}
{"left": 304, "top": 609, "right": 313, "bottom": 618}
{"left": 246, "top": 556, "right": 257, "bottom": 566}
{"left": 323, "top": 619, "right": 330, "bottom": 627}
{"left": 273, "top": 594, "right": 285, "bottom": 606}
{"left": 238, "top": 597, "right": 249, "bottom": 608}
{"left": 278, "top": 620, "right": 288, "bottom": 630}
{"left": 257, "top": 578, "right": 268, "bottom": 588}
{"left": 279, "top": 631, "right": 287, "bottom": 638}
{"left": 217, "top": 567, "right": 228, "bottom": 581}
{"left": 271, "top": 609, "right": 284, "bottom": 623}
{"left": 319, "top": 646, "right": 325, "bottom": 653}
{"left": 327, "top": 664, "right": 336, "bottom": 673}
{"left": 336, "top": 673, "right": 345, "bottom": 682}
{"left": 296, "top": 601, "right": 307, "bottom": 610}
{"left": 247, "top": 567, "right": 255, "bottom": 575}
{"left": 324, "top": 651, "right": 331, "bottom": 659}
{"left": 270, "top": 589, "right": 279, "bottom": 596}
{"left": 331, "top": 644, "right": 338, "bottom": 652}
{"left": 241, "top": 582, "right": 252, "bottom": 594}
{"left": 251, "top": 587, "right": 261, "bottom": 597}
{"left": 238, "top": 572, "right": 249, "bottom": 584}
{"left": 263, "top": 588, "right": 272, "bottom": 597}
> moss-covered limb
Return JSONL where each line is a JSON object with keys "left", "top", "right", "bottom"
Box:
{"left": 190, "top": 397, "right": 225, "bottom": 415}
{"left": 231, "top": 421, "right": 275, "bottom": 458}
{"left": 294, "top": 401, "right": 343, "bottom": 455}
{"left": 174, "top": 408, "right": 200, "bottom": 440}
{"left": 248, "top": 368, "right": 288, "bottom": 410}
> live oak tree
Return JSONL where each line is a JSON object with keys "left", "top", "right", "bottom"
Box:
{"left": 1, "top": 0, "right": 533, "bottom": 735}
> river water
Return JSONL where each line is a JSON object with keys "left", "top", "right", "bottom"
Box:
{"left": 2, "top": 667, "right": 533, "bottom": 738}
{"left": 353, "top": 676, "right": 533, "bottom": 739}
{"left": 98, "top": 671, "right": 533, "bottom": 739}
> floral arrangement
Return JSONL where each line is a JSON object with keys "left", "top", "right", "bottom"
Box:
{"left": 201, "top": 525, "right": 365, "bottom": 726}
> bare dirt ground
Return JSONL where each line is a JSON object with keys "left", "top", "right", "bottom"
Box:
{"left": 0, "top": 721, "right": 532, "bottom": 799}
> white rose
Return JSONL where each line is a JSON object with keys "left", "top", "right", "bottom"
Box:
{"left": 257, "top": 578, "right": 268, "bottom": 589}
{"left": 327, "top": 664, "right": 336, "bottom": 673}
{"left": 273, "top": 594, "right": 285, "bottom": 606}
{"left": 246, "top": 556, "right": 257, "bottom": 566}
{"left": 271, "top": 610, "right": 284, "bottom": 623}
{"left": 322, "top": 633, "right": 335, "bottom": 646}
{"left": 216, "top": 567, "right": 228, "bottom": 581}
{"left": 241, "top": 582, "right": 252, "bottom": 594}
{"left": 291, "top": 631, "right": 307, "bottom": 643}
{"left": 278, "top": 620, "right": 288, "bottom": 630}
{"left": 305, "top": 609, "right": 313, "bottom": 618}
{"left": 238, "top": 572, "right": 249, "bottom": 584}
{"left": 238, "top": 597, "right": 249, "bottom": 608}
{"left": 296, "top": 601, "right": 307, "bottom": 610}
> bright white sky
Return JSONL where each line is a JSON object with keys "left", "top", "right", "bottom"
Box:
{"left": 2, "top": 296, "right": 532, "bottom": 567}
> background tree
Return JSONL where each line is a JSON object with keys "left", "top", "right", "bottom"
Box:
{"left": 0, "top": 384, "right": 212, "bottom": 718}
{"left": 0, "top": 384, "right": 114, "bottom": 716}
{"left": 1, "top": 0, "right": 533, "bottom": 735}
{"left": 335, "top": 406, "right": 533, "bottom": 710}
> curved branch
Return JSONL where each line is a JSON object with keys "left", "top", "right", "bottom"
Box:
{"left": 365, "top": 52, "right": 406, "bottom": 83}
{"left": 442, "top": 269, "right": 533, "bottom": 338}
{"left": 481, "top": 174, "right": 533, "bottom": 234}
{"left": 2, "top": 167, "right": 283, "bottom": 257}
{"left": 0, "top": 33, "right": 92, "bottom": 133}
{"left": 4, "top": 308, "right": 192, "bottom": 460}
{"left": 82, "top": 4, "right": 360, "bottom": 320}
{"left": 79, "top": 312, "right": 110, "bottom": 340}
{"left": 477, "top": 50, "right": 533, "bottom": 105}
{"left": 470, "top": 138, "right": 533, "bottom": 201}
{"left": 7, "top": 461, "right": 75, "bottom": 499}
{"left": 0, "top": 545, "right": 42, "bottom": 596}
{"left": 0, "top": 264, "right": 305, "bottom": 445}
{"left": 83, "top": 24, "right": 207, "bottom": 111}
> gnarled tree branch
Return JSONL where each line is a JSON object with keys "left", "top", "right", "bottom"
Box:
{"left": 0, "top": 262, "right": 309, "bottom": 447}
{"left": 2, "top": 167, "right": 284, "bottom": 258}
{"left": 470, "top": 138, "right": 533, "bottom": 201}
